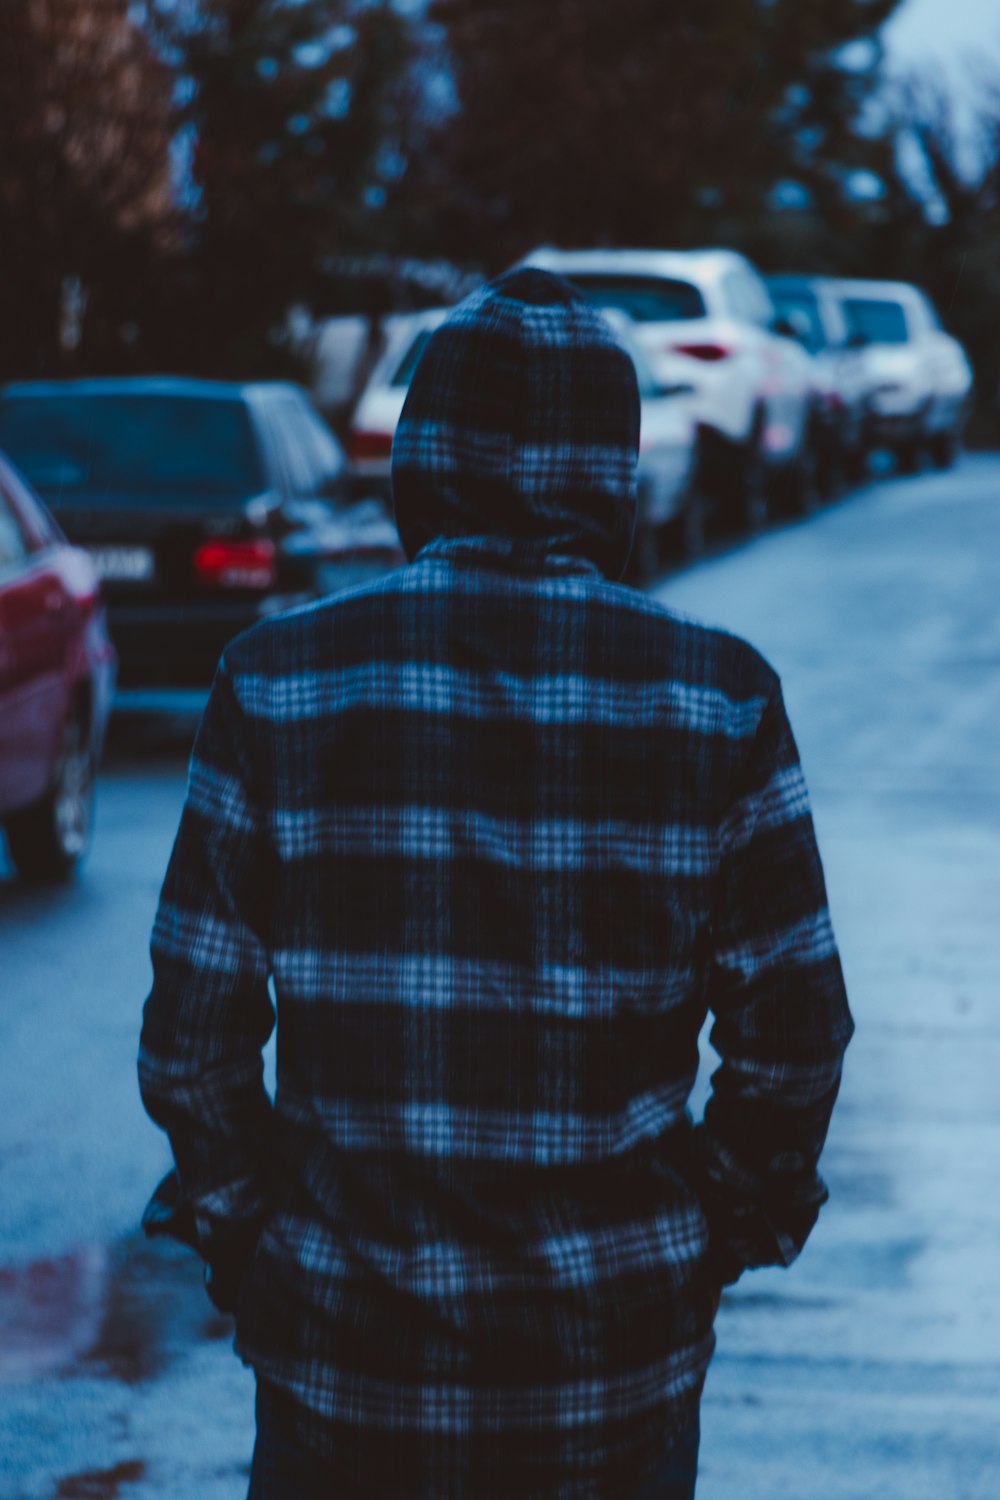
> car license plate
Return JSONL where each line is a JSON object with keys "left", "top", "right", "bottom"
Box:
{"left": 88, "top": 546, "right": 155, "bottom": 582}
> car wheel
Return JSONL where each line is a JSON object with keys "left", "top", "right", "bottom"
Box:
{"left": 789, "top": 429, "right": 824, "bottom": 516}
{"left": 811, "top": 439, "right": 842, "bottom": 502}
{"left": 929, "top": 431, "right": 960, "bottom": 470}
{"left": 897, "top": 438, "right": 927, "bottom": 476}
{"left": 678, "top": 487, "right": 708, "bottom": 560}
{"left": 5, "top": 708, "right": 94, "bottom": 881}
{"left": 741, "top": 438, "right": 770, "bottom": 533}
{"left": 843, "top": 444, "right": 869, "bottom": 488}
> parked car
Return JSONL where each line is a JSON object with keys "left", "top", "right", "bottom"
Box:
{"left": 519, "top": 248, "right": 820, "bottom": 526}
{"left": 826, "top": 279, "right": 973, "bottom": 471}
{"left": 0, "top": 378, "right": 405, "bottom": 693}
{"left": 600, "top": 311, "right": 703, "bottom": 571}
{"left": 0, "top": 448, "right": 115, "bottom": 879}
{"left": 348, "top": 310, "right": 448, "bottom": 499}
{"left": 349, "top": 306, "right": 702, "bottom": 576}
{"left": 766, "top": 274, "right": 870, "bottom": 487}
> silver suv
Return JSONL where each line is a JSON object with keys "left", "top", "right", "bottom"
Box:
{"left": 829, "top": 279, "right": 973, "bottom": 471}
{"left": 521, "top": 248, "right": 819, "bottom": 526}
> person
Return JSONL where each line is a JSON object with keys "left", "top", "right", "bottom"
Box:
{"left": 138, "top": 268, "right": 854, "bottom": 1499}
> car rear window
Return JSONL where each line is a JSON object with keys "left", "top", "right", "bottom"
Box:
{"left": 567, "top": 276, "right": 706, "bottom": 323}
{"left": 843, "top": 298, "right": 910, "bottom": 346}
{"left": 0, "top": 393, "right": 265, "bottom": 502}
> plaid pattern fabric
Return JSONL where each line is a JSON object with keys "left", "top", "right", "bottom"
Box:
{"left": 139, "top": 271, "right": 852, "bottom": 1500}
{"left": 390, "top": 268, "right": 640, "bottom": 579}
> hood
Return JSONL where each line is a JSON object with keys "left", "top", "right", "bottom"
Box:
{"left": 391, "top": 268, "right": 640, "bottom": 578}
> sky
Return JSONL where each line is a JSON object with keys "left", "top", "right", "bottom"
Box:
{"left": 882, "top": 0, "right": 1000, "bottom": 80}
{"left": 881, "top": 0, "right": 1000, "bottom": 173}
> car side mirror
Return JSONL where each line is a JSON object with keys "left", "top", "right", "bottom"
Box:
{"left": 846, "top": 331, "right": 868, "bottom": 350}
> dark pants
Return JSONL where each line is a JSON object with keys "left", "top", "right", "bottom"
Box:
{"left": 248, "top": 1382, "right": 699, "bottom": 1500}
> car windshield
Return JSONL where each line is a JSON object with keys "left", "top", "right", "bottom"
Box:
{"left": 770, "top": 290, "right": 826, "bottom": 353}
{"left": 391, "top": 330, "right": 435, "bottom": 387}
{"left": 569, "top": 275, "right": 706, "bottom": 323}
{"left": 843, "top": 298, "right": 910, "bottom": 346}
{"left": 0, "top": 393, "right": 265, "bottom": 502}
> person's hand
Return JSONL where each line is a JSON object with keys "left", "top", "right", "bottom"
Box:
{"left": 203, "top": 1215, "right": 267, "bottom": 1314}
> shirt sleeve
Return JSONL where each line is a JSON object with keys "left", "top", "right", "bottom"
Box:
{"left": 138, "top": 655, "right": 276, "bottom": 1285}
{"left": 693, "top": 679, "right": 854, "bottom": 1285}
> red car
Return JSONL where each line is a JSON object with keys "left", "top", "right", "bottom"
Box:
{"left": 0, "top": 378, "right": 405, "bottom": 692}
{"left": 0, "top": 450, "right": 115, "bottom": 879}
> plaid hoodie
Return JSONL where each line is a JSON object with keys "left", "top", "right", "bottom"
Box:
{"left": 139, "top": 269, "right": 853, "bottom": 1499}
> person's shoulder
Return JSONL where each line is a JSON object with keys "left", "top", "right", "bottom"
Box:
{"left": 597, "top": 579, "right": 779, "bottom": 701}
{"left": 219, "top": 570, "right": 410, "bottom": 679}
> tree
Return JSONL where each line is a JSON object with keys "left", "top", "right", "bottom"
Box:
{"left": 877, "top": 78, "right": 1000, "bottom": 436}
{"left": 0, "top": 0, "right": 176, "bottom": 380}
{"left": 404, "top": 0, "right": 905, "bottom": 271}
{"left": 147, "top": 0, "right": 416, "bottom": 373}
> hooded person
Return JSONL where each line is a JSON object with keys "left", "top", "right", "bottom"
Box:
{"left": 391, "top": 267, "right": 640, "bottom": 577}
{"left": 139, "top": 268, "right": 853, "bottom": 1500}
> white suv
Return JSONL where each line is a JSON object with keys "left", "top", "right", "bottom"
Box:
{"left": 521, "top": 247, "right": 818, "bottom": 524}
{"left": 348, "top": 307, "right": 701, "bottom": 573}
{"left": 829, "top": 279, "right": 973, "bottom": 471}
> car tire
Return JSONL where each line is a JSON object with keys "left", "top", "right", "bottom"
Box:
{"left": 813, "top": 443, "right": 843, "bottom": 503}
{"left": 678, "top": 487, "right": 708, "bottom": 560}
{"left": 929, "top": 431, "right": 960, "bottom": 470}
{"left": 740, "top": 436, "right": 770, "bottom": 533}
{"left": 897, "top": 438, "right": 927, "bottom": 476}
{"left": 5, "top": 707, "right": 94, "bottom": 881}
{"left": 789, "top": 427, "right": 825, "bottom": 516}
{"left": 843, "top": 444, "right": 869, "bottom": 488}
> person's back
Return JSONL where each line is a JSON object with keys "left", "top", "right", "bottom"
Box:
{"left": 139, "top": 270, "right": 853, "bottom": 1499}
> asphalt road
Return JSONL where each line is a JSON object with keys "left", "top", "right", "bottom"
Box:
{"left": 2, "top": 456, "right": 999, "bottom": 1498}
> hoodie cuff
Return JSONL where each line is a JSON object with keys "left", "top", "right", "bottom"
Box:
{"left": 142, "top": 1169, "right": 267, "bottom": 1312}
{"left": 141, "top": 1170, "right": 201, "bottom": 1249}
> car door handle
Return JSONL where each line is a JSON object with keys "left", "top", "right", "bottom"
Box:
{"left": 44, "top": 591, "right": 67, "bottom": 614}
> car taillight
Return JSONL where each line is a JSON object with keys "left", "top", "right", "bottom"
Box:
{"left": 349, "top": 429, "right": 394, "bottom": 463}
{"left": 194, "top": 539, "right": 277, "bottom": 589}
{"left": 673, "top": 342, "right": 734, "bottom": 362}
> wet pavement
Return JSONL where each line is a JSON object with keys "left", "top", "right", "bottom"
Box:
{"left": 2, "top": 456, "right": 1000, "bottom": 1497}
{"left": 658, "top": 456, "right": 1000, "bottom": 1499}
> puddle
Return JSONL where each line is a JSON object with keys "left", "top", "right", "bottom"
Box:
{"left": 0, "top": 1248, "right": 107, "bottom": 1383}
{"left": 80, "top": 1232, "right": 231, "bottom": 1385}
{"left": 55, "top": 1459, "right": 146, "bottom": 1498}
{"left": 0, "top": 1233, "right": 232, "bottom": 1387}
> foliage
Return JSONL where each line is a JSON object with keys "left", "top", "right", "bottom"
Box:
{"left": 877, "top": 81, "right": 1000, "bottom": 436}
{"left": 0, "top": 0, "right": 176, "bottom": 380}
{"left": 404, "top": 0, "right": 903, "bottom": 270}
{"left": 146, "top": 0, "right": 416, "bottom": 374}
{"left": 2, "top": 0, "right": 1000, "bottom": 430}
